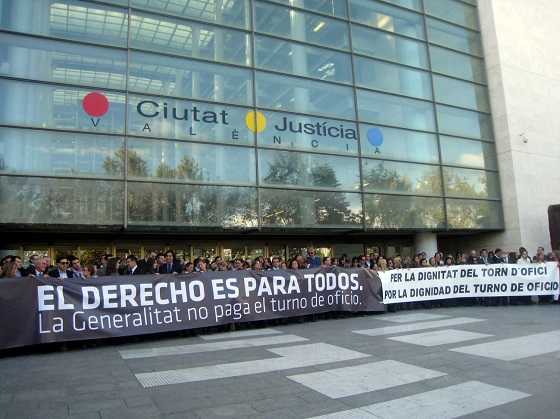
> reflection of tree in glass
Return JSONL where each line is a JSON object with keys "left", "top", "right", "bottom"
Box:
{"left": 365, "top": 194, "right": 444, "bottom": 229}
{"left": 363, "top": 161, "right": 413, "bottom": 192}
{"left": 447, "top": 200, "right": 497, "bottom": 229}
{"left": 311, "top": 163, "right": 358, "bottom": 225}
{"left": 262, "top": 153, "right": 358, "bottom": 226}
{"left": 127, "top": 179, "right": 257, "bottom": 228}
{"left": 103, "top": 148, "right": 147, "bottom": 177}
{"left": 154, "top": 156, "right": 205, "bottom": 181}
{"left": 263, "top": 152, "right": 305, "bottom": 185}
{"left": 10, "top": 178, "right": 122, "bottom": 225}
{"left": 445, "top": 171, "right": 487, "bottom": 198}
{"left": 363, "top": 161, "right": 442, "bottom": 195}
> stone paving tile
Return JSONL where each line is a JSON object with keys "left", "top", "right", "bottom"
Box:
{"left": 67, "top": 413, "right": 101, "bottom": 419}
{"left": 100, "top": 405, "right": 161, "bottom": 419}
{"left": 68, "top": 399, "right": 126, "bottom": 415}
{"left": 124, "top": 395, "right": 157, "bottom": 409}
{"left": 193, "top": 402, "right": 259, "bottom": 419}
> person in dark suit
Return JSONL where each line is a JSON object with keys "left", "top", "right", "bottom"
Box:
{"left": 158, "top": 251, "right": 182, "bottom": 274}
{"left": 492, "top": 248, "right": 511, "bottom": 264}
{"left": 48, "top": 256, "right": 74, "bottom": 279}
{"left": 126, "top": 255, "right": 142, "bottom": 275}
{"left": 23, "top": 254, "right": 41, "bottom": 276}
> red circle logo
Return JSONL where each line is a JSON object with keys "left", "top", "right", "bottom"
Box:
{"left": 82, "top": 92, "right": 109, "bottom": 117}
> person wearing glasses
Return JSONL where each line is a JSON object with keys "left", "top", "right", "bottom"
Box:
{"left": 48, "top": 256, "right": 74, "bottom": 279}
{"left": 306, "top": 248, "right": 321, "bottom": 268}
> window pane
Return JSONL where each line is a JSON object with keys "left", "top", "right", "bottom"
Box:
{"left": 349, "top": 0, "right": 425, "bottom": 40}
{"left": 440, "top": 136, "right": 497, "bottom": 170}
{"left": 382, "top": 0, "right": 422, "bottom": 11}
{"left": 267, "top": 0, "right": 347, "bottom": 17}
{"left": 0, "top": 33, "right": 127, "bottom": 90}
{"left": 362, "top": 159, "right": 442, "bottom": 196}
{"left": 260, "top": 189, "right": 362, "bottom": 227}
{"left": 434, "top": 75, "right": 489, "bottom": 112}
{"left": 256, "top": 72, "right": 355, "bottom": 119}
{"left": 430, "top": 46, "right": 486, "bottom": 83}
{"left": 0, "top": 79, "right": 126, "bottom": 134}
{"left": 352, "top": 25, "right": 428, "bottom": 69}
{"left": 131, "top": 0, "right": 250, "bottom": 28}
{"left": 443, "top": 167, "right": 500, "bottom": 199}
{"left": 446, "top": 199, "right": 503, "bottom": 229}
{"left": 256, "top": 111, "right": 358, "bottom": 155}
{"left": 127, "top": 183, "right": 257, "bottom": 227}
{"left": 425, "top": 0, "right": 478, "bottom": 30}
{"left": 259, "top": 149, "right": 360, "bottom": 191}
{"left": 129, "top": 51, "right": 253, "bottom": 106}
{"left": 128, "top": 94, "right": 253, "bottom": 145}
{"left": 254, "top": 1, "right": 349, "bottom": 50}
{"left": 255, "top": 35, "right": 352, "bottom": 84}
{"left": 0, "top": 0, "right": 128, "bottom": 47}
{"left": 357, "top": 90, "right": 436, "bottom": 131}
{"left": 427, "top": 17, "right": 482, "bottom": 56}
{"left": 127, "top": 139, "right": 256, "bottom": 185}
{"left": 130, "top": 12, "right": 251, "bottom": 66}
{"left": 364, "top": 194, "right": 445, "bottom": 228}
{"left": 360, "top": 125, "right": 439, "bottom": 163}
{"left": 0, "top": 176, "right": 124, "bottom": 225}
{"left": 355, "top": 56, "right": 432, "bottom": 100}
{"left": 0, "top": 128, "right": 124, "bottom": 178}
{"left": 436, "top": 105, "right": 493, "bottom": 140}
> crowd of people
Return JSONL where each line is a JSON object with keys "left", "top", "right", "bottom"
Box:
{"left": 1, "top": 246, "right": 558, "bottom": 279}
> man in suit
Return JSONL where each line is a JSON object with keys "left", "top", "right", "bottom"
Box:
{"left": 158, "top": 251, "right": 182, "bottom": 274}
{"left": 270, "top": 256, "right": 282, "bottom": 270}
{"left": 479, "top": 249, "right": 490, "bottom": 264}
{"left": 492, "top": 248, "right": 510, "bottom": 264}
{"left": 126, "top": 255, "right": 142, "bottom": 275}
{"left": 69, "top": 255, "right": 86, "bottom": 280}
{"left": 23, "top": 254, "right": 41, "bottom": 276}
{"left": 48, "top": 256, "right": 74, "bottom": 279}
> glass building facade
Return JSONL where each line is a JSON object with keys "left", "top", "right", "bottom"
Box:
{"left": 0, "top": 0, "right": 502, "bottom": 253}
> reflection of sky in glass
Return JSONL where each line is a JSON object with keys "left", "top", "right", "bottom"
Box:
{"left": 359, "top": 125, "right": 439, "bottom": 164}
{"left": 440, "top": 136, "right": 497, "bottom": 170}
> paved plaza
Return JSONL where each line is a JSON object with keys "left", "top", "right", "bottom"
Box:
{"left": 1, "top": 305, "right": 559, "bottom": 419}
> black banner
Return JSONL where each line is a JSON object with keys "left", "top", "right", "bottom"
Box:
{"left": 0, "top": 268, "right": 384, "bottom": 350}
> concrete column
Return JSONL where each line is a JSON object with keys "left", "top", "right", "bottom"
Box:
{"left": 415, "top": 232, "right": 438, "bottom": 256}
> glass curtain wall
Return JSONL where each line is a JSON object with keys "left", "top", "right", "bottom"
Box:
{"left": 0, "top": 0, "right": 502, "bottom": 231}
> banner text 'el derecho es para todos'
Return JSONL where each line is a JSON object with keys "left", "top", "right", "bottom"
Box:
{"left": 0, "top": 268, "right": 384, "bottom": 350}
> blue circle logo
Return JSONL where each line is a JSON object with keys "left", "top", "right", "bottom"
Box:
{"left": 367, "top": 127, "right": 383, "bottom": 147}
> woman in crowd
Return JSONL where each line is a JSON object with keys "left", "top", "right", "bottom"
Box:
{"left": 517, "top": 247, "right": 532, "bottom": 264}
{"left": 0, "top": 261, "right": 19, "bottom": 278}
{"left": 377, "top": 257, "right": 388, "bottom": 272}
{"left": 83, "top": 264, "right": 98, "bottom": 279}
{"left": 289, "top": 259, "right": 299, "bottom": 270}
